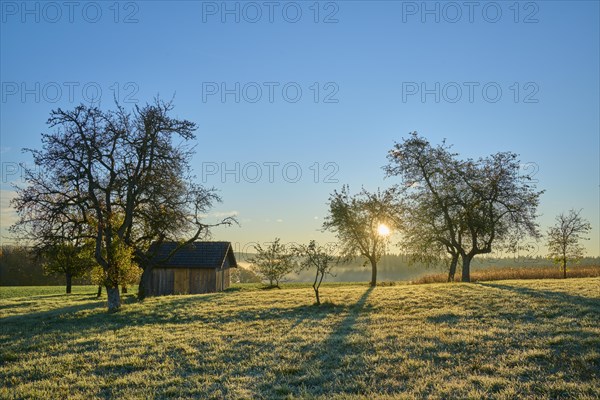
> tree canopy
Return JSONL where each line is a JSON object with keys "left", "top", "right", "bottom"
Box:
{"left": 323, "top": 185, "right": 399, "bottom": 286}
{"left": 386, "top": 132, "right": 543, "bottom": 281}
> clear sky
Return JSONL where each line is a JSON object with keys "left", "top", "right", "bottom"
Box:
{"left": 1, "top": 1, "right": 599, "bottom": 258}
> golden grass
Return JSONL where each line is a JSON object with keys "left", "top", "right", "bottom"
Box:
{"left": 414, "top": 265, "right": 600, "bottom": 284}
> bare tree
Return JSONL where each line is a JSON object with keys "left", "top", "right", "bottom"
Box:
{"left": 547, "top": 209, "right": 591, "bottom": 278}
{"left": 386, "top": 132, "right": 543, "bottom": 282}
{"left": 11, "top": 99, "right": 234, "bottom": 311}
{"left": 323, "top": 186, "right": 398, "bottom": 286}
{"left": 293, "top": 240, "right": 337, "bottom": 305}
{"left": 248, "top": 238, "right": 295, "bottom": 288}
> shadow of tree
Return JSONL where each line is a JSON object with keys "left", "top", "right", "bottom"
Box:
{"left": 256, "top": 286, "right": 376, "bottom": 397}
{"left": 7, "top": 291, "right": 101, "bottom": 301}
{"left": 1, "top": 301, "right": 105, "bottom": 325}
{"left": 0, "top": 295, "right": 140, "bottom": 325}
{"left": 83, "top": 295, "right": 357, "bottom": 398}
{"left": 1, "top": 291, "right": 350, "bottom": 373}
{"left": 478, "top": 282, "right": 600, "bottom": 313}
{"left": 475, "top": 282, "right": 600, "bottom": 381}
{"left": 425, "top": 312, "right": 461, "bottom": 324}
{"left": 0, "top": 301, "right": 40, "bottom": 311}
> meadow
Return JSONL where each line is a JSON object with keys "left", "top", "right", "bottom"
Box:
{"left": 1, "top": 279, "right": 599, "bottom": 399}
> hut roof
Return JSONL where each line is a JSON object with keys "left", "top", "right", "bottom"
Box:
{"left": 150, "top": 241, "right": 237, "bottom": 269}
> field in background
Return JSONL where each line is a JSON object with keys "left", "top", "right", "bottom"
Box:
{"left": 258, "top": 259, "right": 600, "bottom": 284}
{"left": 0, "top": 285, "right": 96, "bottom": 299}
{"left": 1, "top": 279, "right": 599, "bottom": 399}
{"left": 414, "top": 265, "right": 600, "bottom": 284}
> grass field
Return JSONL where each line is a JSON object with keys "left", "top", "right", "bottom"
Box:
{"left": 1, "top": 279, "right": 599, "bottom": 399}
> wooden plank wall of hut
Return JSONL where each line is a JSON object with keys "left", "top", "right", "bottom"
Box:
{"left": 224, "top": 268, "right": 231, "bottom": 289}
{"left": 215, "top": 268, "right": 232, "bottom": 292}
{"left": 174, "top": 269, "right": 190, "bottom": 294}
{"left": 189, "top": 269, "right": 216, "bottom": 294}
{"left": 152, "top": 268, "right": 227, "bottom": 295}
{"left": 216, "top": 270, "right": 222, "bottom": 292}
{"left": 151, "top": 268, "right": 175, "bottom": 296}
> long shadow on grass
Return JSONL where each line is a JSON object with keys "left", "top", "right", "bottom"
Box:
{"left": 0, "top": 301, "right": 42, "bottom": 311}
{"left": 193, "top": 288, "right": 376, "bottom": 398}
{"left": 477, "top": 282, "right": 600, "bottom": 381}
{"left": 1, "top": 292, "right": 333, "bottom": 340}
{"left": 478, "top": 282, "right": 600, "bottom": 314}
{"left": 0, "top": 301, "right": 105, "bottom": 325}
{"left": 1, "top": 288, "right": 376, "bottom": 398}
{"left": 88, "top": 296, "right": 347, "bottom": 399}
{"left": 0, "top": 294, "right": 143, "bottom": 324}
{"left": 260, "top": 286, "right": 376, "bottom": 397}
{"left": 0, "top": 295, "right": 140, "bottom": 359}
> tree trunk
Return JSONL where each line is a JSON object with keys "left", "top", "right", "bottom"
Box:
{"left": 461, "top": 255, "right": 473, "bottom": 282}
{"left": 313, "top": 285, "right": 320, "bottom": 305}
{"left": 562, "top": 259, "right": 567, "bottom": 279}
{"left": 447, "top": 255, "right": 458, "bottom": 282}
{"left": 121, "top": 285, "right": 128, "bottom": 294}
{"left": 65, "top": 272, "right": 72, "bottom": 294}
{"left": 138, "top": 267, "right": 153, "bottom": 300}
{"left": 370, "top": 258, "right": 377, "bottom": 287}
{"left": 97, "top": 285, "right": 102, "bottom": 298}
{"left": 106, "top": 286, "right": 121, "bottom": 312}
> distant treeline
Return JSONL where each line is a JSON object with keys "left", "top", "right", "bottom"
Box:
{"left": 2, "top": 245, "right": 599, "bottom": 286}
{"left": 0, "top": 246, "right": 91, "bottom": 286}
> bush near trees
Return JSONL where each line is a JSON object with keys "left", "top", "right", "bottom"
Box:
{"left": 230, "top": 266, "right": 262, "bottom": 284}
{"left": 89, "top": 238, "right": 141, "bottom": 297}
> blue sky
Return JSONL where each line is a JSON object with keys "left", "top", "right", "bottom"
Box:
{"left": 1, "top": 0, "right": 599, "bottom": 257}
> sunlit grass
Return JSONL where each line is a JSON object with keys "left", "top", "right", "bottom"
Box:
{"left": 0, "top": 285, "right": 96, "bottom": 299}
{"left": 1, "top": 279, "right": 599, "bottom": 399}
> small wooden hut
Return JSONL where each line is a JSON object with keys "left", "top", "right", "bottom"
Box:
{"left": 148, "top": 241, "right": 237, "bottom": 296}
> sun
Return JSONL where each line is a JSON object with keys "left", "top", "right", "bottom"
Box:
{"left": 377, "top": 223, "right": 391, "bottom": 236}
